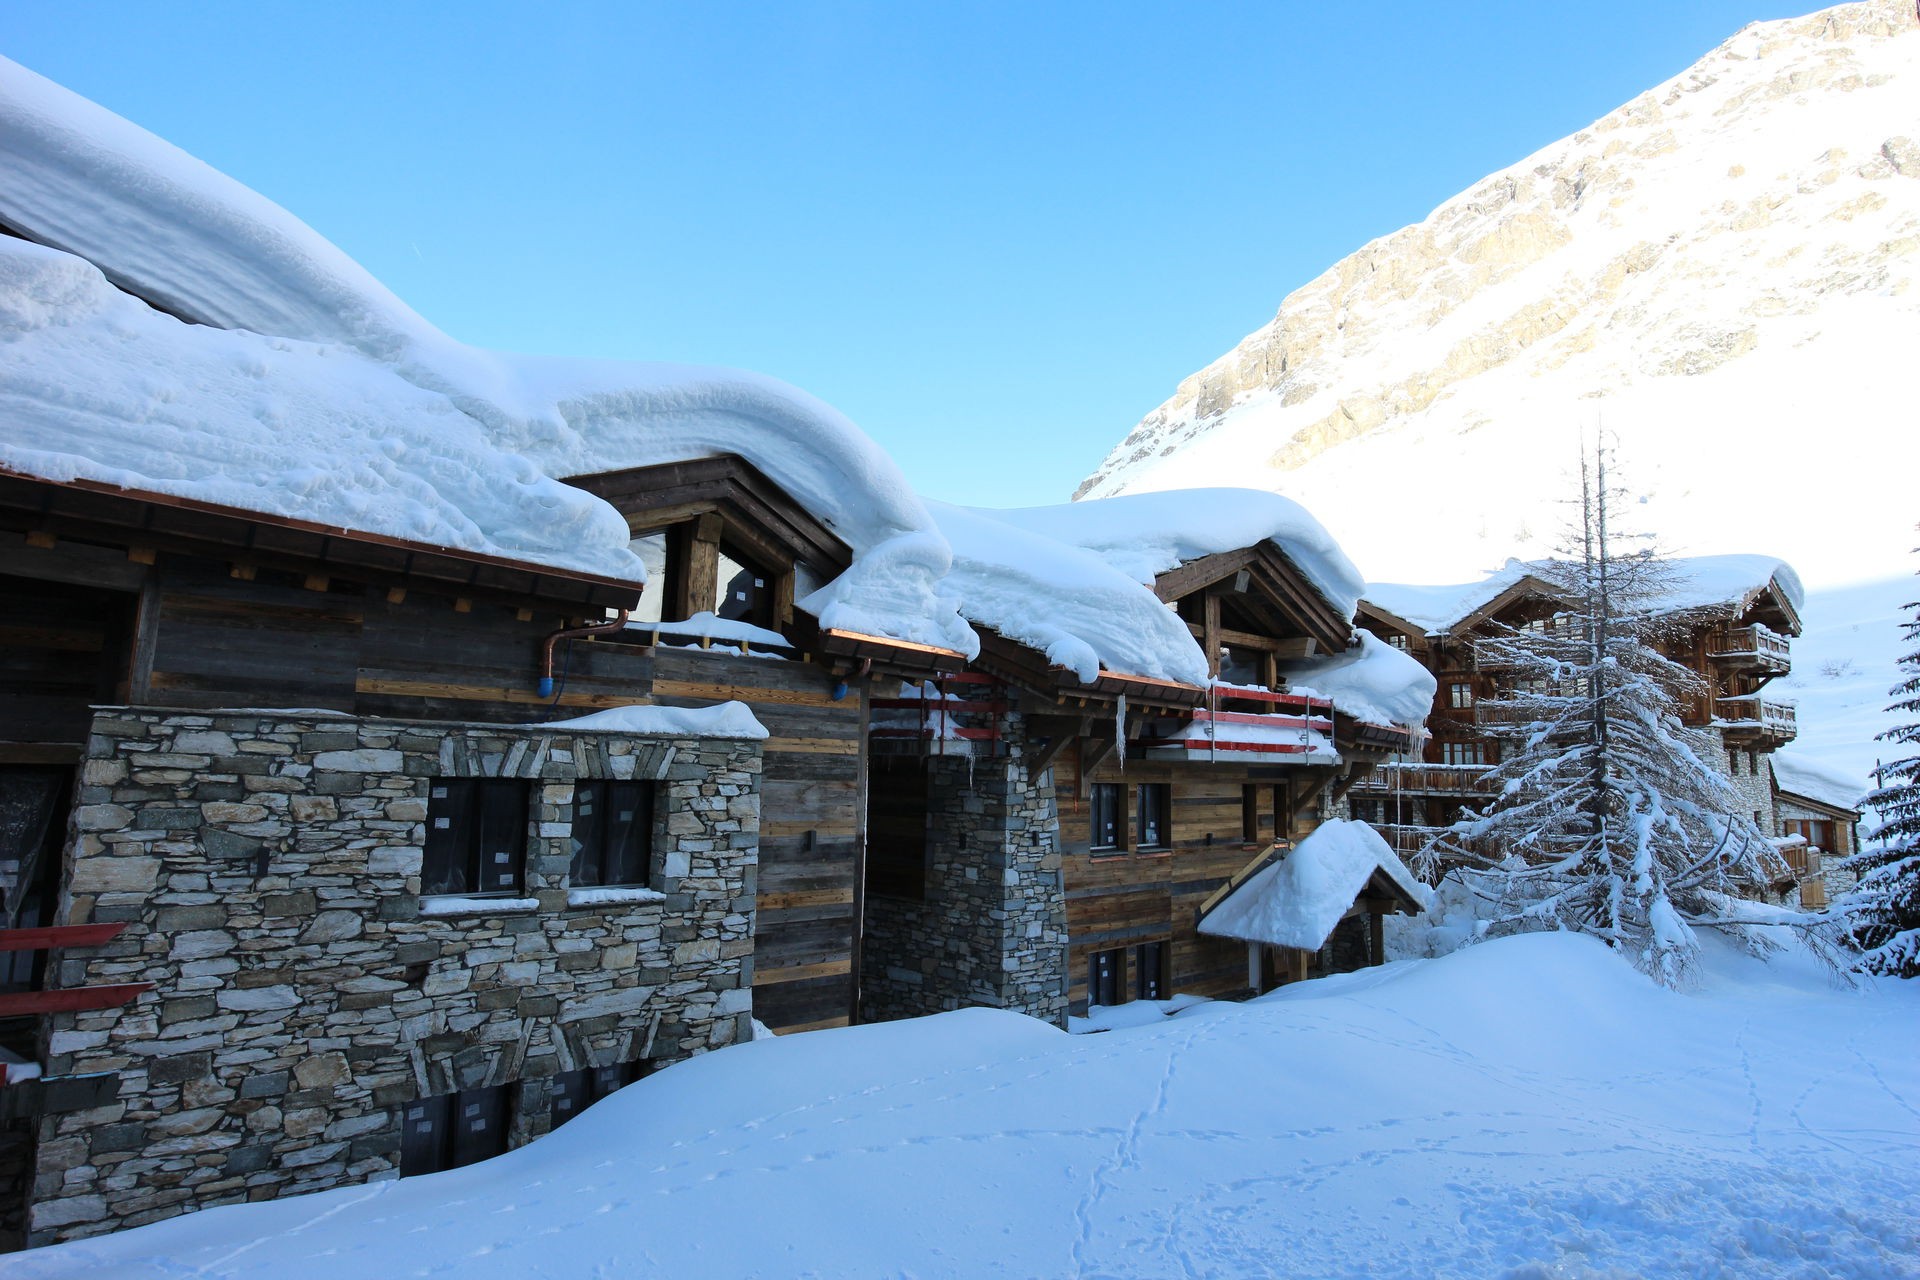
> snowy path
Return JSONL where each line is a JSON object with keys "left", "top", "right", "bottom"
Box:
{"left": 15, "top": 934, "right": 1919, "bottom": 1279}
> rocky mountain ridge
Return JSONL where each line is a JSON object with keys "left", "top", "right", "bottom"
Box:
{"left": 1077, "top": 0, "right": 1920, "bottom": 591}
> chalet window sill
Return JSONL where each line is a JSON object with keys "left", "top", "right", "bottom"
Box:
{"left": 1089, "top": 849, "right": 1128, "bottom": 860}
{"left": 418, "top": 895, "right": 540, "bottom": 919}
{"left": 565, "top": 886, "right": 667, "bottom": 909}
{"left": 1135, "top": 846, "right": 1173, "bottom": 857}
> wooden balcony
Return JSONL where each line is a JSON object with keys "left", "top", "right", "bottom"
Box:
{"left": 1715, "top": 695, "right": 1797, "bottom": 746}
{"left": 1349, "top": 763, "right": 1492, "bottom": 797}
{"left": 1706, "top": 625, "right": 1791, "bottom": 676}
{"left": 1780, "top": 844, "right": 1823, "bottom": 878}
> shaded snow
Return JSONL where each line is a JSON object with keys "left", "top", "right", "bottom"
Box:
{"left": 1283, "top": 632, "right": 1437, "bottom": 728}
{"left": 536, "top": 701, "right": 768, "bottom": 740}
{"left": 1771, "top": 750, "right": 1869, "bottom": 813}
{"left": 1364, "top": 559, "right": 1546, "bottom": 635}
{"left": 986, "top": 489, "right": 1366, "bottom": 621}
{"left": 1200, "top": 819, "right": 1429, "bottom": 951}
{"left": 21, "top": 933, "right": 1916, "bottom": 1279}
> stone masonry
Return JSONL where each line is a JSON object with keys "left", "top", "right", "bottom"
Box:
{"left": 24, "top": 708, "right": 760, "bottom": 1244}
{"left": 861, "top": 714, "right": 1068, "bottom": 1027}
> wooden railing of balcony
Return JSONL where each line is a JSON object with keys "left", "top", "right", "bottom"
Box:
{"left": 1349, "top": 763, "right": 1493, "bottom": 796}
{"left": 1706, "top": 625, "right": 1791, "bottom": 672}
{"left": 1715, "top": 696, "right": 1797, "bottom": 737}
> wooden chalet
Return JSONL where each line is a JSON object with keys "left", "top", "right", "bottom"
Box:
{"left": 1350, "top": 558, "right": 1815, "bottom": 899}
{"left": 858, "top": 533, "right": 1426, "bottom": 1022}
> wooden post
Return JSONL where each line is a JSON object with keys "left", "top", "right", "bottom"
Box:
{"left": 1203, "top": 593, "right": 1222, "bottom": 679}
{"left": 1368, "top": 912, "right": 1384, "bottom": 967}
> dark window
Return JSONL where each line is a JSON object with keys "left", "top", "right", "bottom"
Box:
{"left": 1218, "top": 645, "right": 1261, "bottom": 687}
{"left": 715, "top": 543, "right": 773, "bottom": 628}
{"left": 1242, "top": 784, "right": 1262, "bottom": 844}
{"left": 550, "top": 1059, "right": 653, "bottom": 1130}
{"left": 1136, "top": 784, "right": 1171, "bottom": 850}
{"left": 1135, "top": 942, "right": 1166, "bottom": 1001}
{"left": 868, "top": 758, "right": 931, "bottom": 899}
{"left": 1385, "top": 632, "right": 1411, "bottom": 651}
{"left": 423, "top": 779, "right": 529, "bottom": 897}
{"left": 571, "top": 781, "right": 654, "bottom": 887}
{"left": 1448, "top": 682, "right": 1474, "bottom": 709}
{"left": 1090, "top": 783, "right": 1124, "bottom": 852}
{"left": 1439, "top": 741, "right": 1486, "bottom": 767}
{"left": 1089, "top": 948, "right": 1123, "bottom": 1007}
{"left": 1273, "top": 784, "right": 1293, "bottom": 845}
{"left": 400, "top": 1084, "right": 511, "bottom": 1176}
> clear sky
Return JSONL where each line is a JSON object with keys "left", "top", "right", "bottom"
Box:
{"left": 7, "top": 1, "right": 1802, "bottom": 508}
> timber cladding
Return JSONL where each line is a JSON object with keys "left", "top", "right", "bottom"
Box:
{"left": 5, "top": 537, "right": 865, "bottom": 1036}
{"left": 1058, "top": 743, "right": 1322, "bottom": 1013}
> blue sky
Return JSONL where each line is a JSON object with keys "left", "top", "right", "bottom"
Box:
{"left": 8, "top": 1, "right": 1798, "bottom": 507}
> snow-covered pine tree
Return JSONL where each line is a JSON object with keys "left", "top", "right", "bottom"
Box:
{"left": 1422, "top": 445, "right": 1800, "bottom": 986}
{"left": 1837, "top": 551, "right": 1920, "bottom": 976}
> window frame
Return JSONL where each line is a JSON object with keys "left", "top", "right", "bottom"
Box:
{"left": 422, "top": 778, "right": 531, "bottom": 898}
{"left": 1134, "top": 941, "right": 1166, "bottom": 1001}
{"left": 569, "top": 779, "right": 656, "bottom": 890}
{"left": 1089, "top": 782, "right": 1126, "bottom": 853}
{"left": 1135, "top": 783, "right": 1172, "bottom": 851}
{"left": 1089, "top": 947, "right": 1124, "bottom": 1007}
{"left": 400, "top": 1083, "right": 512, "bottom": 1177}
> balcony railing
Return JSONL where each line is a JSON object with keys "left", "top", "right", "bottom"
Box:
{"left": 1715, "top": 695, "right": 1797, "bottom": 741}
{"left": 1707, "top": 625, "right": 1791, "bottom": 674}
{"left": 1349, "top": 763, "right": 1493, "bottom": 796}
{"left": 1780, "top": 844, "right": 1823, "bottom": 878}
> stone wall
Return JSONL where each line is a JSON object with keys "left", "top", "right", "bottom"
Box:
{"left": 860, "top": 715, "right": 1067, "bottom": 1027}
{"left": 25, "top": 708, "right": 759, "bottom": 1244}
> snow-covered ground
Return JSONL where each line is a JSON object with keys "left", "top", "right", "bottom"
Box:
{"left": 17, "top": 934, "right": 1916, "bottom": 1279}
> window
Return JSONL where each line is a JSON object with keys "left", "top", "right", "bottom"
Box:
{"left": 1439, "top": 741, "right": 1486, "bottom": 767}
{"left": 1136, "top": 784, "right": 1171, "bottom": 850}
{"left": 570, "top": 781, "right": 654, "bottom": 888}
{"left": 1448, "top": 681, "right": 1475, "bottom": 710}
{"left": 1089, "top": 948, "right": 1123, "bottom": 1007}
{"left": 1218, "top": 645, "right": 1261, "bottom": 686}
{"left": 1135, "top": 942, "right": 1166, "bottom": 1001}
{"left": 550, "top": 1059, "right": 653, "bottom": 1130}
{"left": 400, "top": 1084, "right": 511, "bottom": 1177}
{"left": 1090, "top": 782, "right": 1124, "bottom": 852}
{"left": 1242, "top": 784, "right": 1262, "bottom": 844}
{"left": 868, "top": 758, "right": 931, "bottom": 899}
{"left": 715, "top": 542, "right": 773, "bottom": 627}
{"left": 423, "top": 780, "right": 530, "bottom": 897}
{"left": 1385, "top": 632, "right": 1411, "bottom": 651}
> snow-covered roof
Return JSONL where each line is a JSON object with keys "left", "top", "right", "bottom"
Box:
{"left": 994, "top": 489, "right": 1367, "bottom": 621}
{"left": 927, "top": 502, "right": 1209, "bottom": 685}
{"left": 1363, "top": 559, "right": 1547, "bottom": 636}
{"left": 1282, "top": 632, "right": 1437, "bottom": 728}
{"left": 1650, "top": 555, "right": 1804, "bottom": 622}
{"left": 1199, "top": 820, "right": 1430, "bottom": 951}
{"left": 1769, "top": 752, "right": 1865, "bottom": 814}
{"left": 1366, "top": 553, "right": 1803, "bottom": 637}
{"left": 0, "top": 56, "right": 973, "bottom": 657}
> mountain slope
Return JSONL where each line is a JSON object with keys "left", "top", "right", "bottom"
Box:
{"left": 1077, "top": 0, "right": 1920, "bottom": 592}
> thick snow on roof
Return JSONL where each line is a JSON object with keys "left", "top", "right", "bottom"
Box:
{"left": 0, "top": 57, "right": 972, "bottom": 656}
{"left": 997, "top": 489, "right": 1367, "bottom": 620}
{"left": 1283, "top": 633, "right": 1436, "bottom": 729}
{"left": 1364, "top": 559, "right": 1543, "bottom": 635}
{"left": 1200, "top": 819, "right": 1430, "bottom": 951}
{"left": 1653, "top": 554, "right": 1804, "bottom": 619}
{"left": 1367, "top": 553, "right": 1802, "bottom": 636}
{"left": 928, "top": 501, "right": 1209, "bottom": 685}
{"left": 1770, "top": 751, "right": 1866, "bottom": 813}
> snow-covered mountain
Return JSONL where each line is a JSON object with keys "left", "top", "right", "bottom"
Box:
{"left": 1076, "top": 0, "right": 1920, "bottom": 594}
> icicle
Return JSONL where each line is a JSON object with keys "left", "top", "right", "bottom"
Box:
{"left": 1115, "top": 693, "right": 1128, "bottom": 771}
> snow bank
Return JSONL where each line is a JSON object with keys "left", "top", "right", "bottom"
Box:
{"left": 1200, "top": 819, "right": 1429, "bottom": 951}
{"left": 1770, "top": 751, "right": 1867, "bottom": 812}
{"left": 0, "top": 56, "right": 973, "bottom": 656}
{"left": 1009, "top": 488, "right": 1366, "bottom": 620}
{"left": 928, "top": 500, "right": 1208, "bottom": 684}
{"left": 536, "top": 701, "right": 768, "bottom": 740}
{"left": 32, "top": 932, "right": 1914, "bottom": 1279}
{"left": 1283, "top": 632, "right": 1436, "bottom": 728}
{"left": 631, "top": 612, "right": 792, "bottom": 649}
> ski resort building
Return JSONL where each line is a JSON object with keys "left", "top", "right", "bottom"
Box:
{"left": 1351, "top": 556, "right": 1828, "bottom": 904}
{"left": 0, "top": 60, "right": 1436, "bottom": 1247}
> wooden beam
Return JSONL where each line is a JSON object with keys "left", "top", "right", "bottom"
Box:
{"left": 0, "top": 982, "right": 152, "bottom": 1017}
{"left": 0, "top": 922, "right": 127, "bottom": 952}
{"left": 1030, "top": 716, "right": 1091, "bottom": 775}
{"left": 1203, "top": 593, "right": 1222, "bottom": 679}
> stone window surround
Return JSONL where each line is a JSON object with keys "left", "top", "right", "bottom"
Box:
{"left": 416, "top": 777, "right": 672, "bottom": 920}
